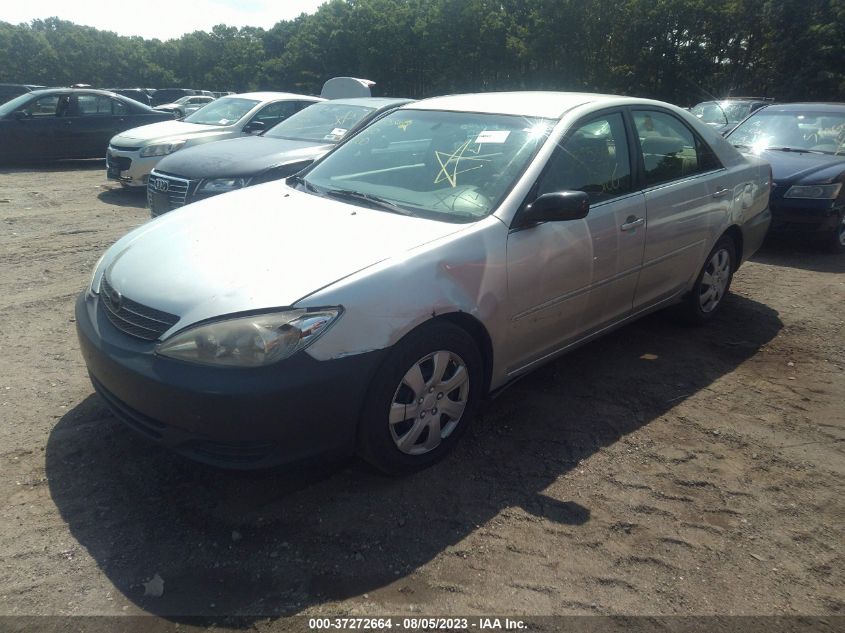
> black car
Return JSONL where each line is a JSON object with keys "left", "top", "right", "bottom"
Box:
{"left": 0, "top": 88, "right": 174, "bottom": 163}
{"left": 147, "top": 97, "right": 413, "bottom": 216}
{"left": 726, "top": 102, "right": 845, "bottom": 252}
{"left": 690, "top": 98, "right": 773, "bottom": 135}
{"left": 104, "top": 88, "right": 152, "bottom": 106}
{"left": 0, "top": 83, "right": 46, "bottom": 105}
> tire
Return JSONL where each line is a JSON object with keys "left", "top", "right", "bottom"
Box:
{"left": 357, "top": 321, "right": 483, "bottom": 475}
{"left": 678, "top": 235, "right": 736, "bottom": 325}
{"left": 827, "top": 210, "right": 845, "bottom": 254}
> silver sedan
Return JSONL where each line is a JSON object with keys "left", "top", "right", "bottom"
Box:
{"left": 77, "top": 92, "right": 772, "bottom": 473}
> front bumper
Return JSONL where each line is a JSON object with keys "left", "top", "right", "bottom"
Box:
{"left": 75, "top": 292, "right": 385, "bottom": 468}
{"left": 106, "top": 146, "right": 163, "bottom": 188}
{"left": 769, "top": 197, "right": 842, "bottom": 234}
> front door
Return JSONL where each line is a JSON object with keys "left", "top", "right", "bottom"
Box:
{"left": 505, "top": 111, "right": 645, "bottom": 374}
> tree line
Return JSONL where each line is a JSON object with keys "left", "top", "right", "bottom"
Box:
{"left": 1, "top": 0, "right": 843, "bottom": 106}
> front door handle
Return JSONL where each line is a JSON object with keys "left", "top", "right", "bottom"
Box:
{"left": 712, "top": 188, "right": 731, "bottom": 198}
{"left": 621, "top": 216, "right": 645, "bottom": 231}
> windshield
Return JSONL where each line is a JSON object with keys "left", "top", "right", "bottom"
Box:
{"left": 183, "top": 97, "right": 258, "bottom": 126}
{"left": 301, "top": 109, "right": 554, "bottom": 222}
{"left": 0, "top": 92, "right": 36, "bottom": 117}
{"left": 691, "top": 101, "right": 755, "bottom": 125}
{"left": 266, "top": 103, "right": 375, "bottom": 142}
{"left": 728, "top": 110, "right": 845, "bottom": 154}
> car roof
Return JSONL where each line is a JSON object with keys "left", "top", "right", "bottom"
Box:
{"left": 407, "top": 92, "right": 647, "bottom": 118}
{"left": 319, "top": 97, "right": 415, "bottom": 108}
{"left": 228, "top": 92, "right": 323, "bottom": 101}
{"left": 27, "top": 87, "right": 128, "bottom": 97}
{"left": 759, "top": 102, "right": 845, "bottom": 113}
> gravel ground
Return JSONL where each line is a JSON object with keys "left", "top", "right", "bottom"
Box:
{"left": 0, "top": 161, "right": 843, "bottom": 624}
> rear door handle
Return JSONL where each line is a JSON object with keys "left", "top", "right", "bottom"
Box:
{"left": 621, "top": 216, "right": 645, "bottom": 231}
{"left": 712, "top": 188, "right": 731, "bottom": 198}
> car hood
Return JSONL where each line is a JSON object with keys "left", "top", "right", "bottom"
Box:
{"left": 102, "top": 182, "right": 467, "bottom": 332}
{"left": 154, "top": 136, "right": 333, "bottom": 179}
{"left": 757, "top": 149, "right": 845, "bottom": 185}
{"left": 111, "top": 120, "right": 232, "bottom": 145}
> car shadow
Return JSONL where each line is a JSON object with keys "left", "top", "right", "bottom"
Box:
{"left": 46, "top": 294, "right": 781, "bottom": 620}
{"left": 0, "top": 158, "right": 105, "bottom": 174}
{"left": 752, "top": 236, "right": 845, "bottom": 274}
{"left": 97, "top": 185, "right": 148, "bottom": 209}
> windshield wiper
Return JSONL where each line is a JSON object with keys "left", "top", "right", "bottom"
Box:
{"left": 767, "top": 147, "right": 827, "bottom": 155}
{"left": 285, "top": 173, "right": 320, "bottom": 193}
{"left": 324, "top": 188, "right": 414, "bottom": 216}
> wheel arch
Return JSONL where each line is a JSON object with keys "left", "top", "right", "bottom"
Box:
{"left": 434, "top": 312, "right": 494, "bottom": 397}
{"left": 722, "top": 224, "right": 744, "bottom": 267}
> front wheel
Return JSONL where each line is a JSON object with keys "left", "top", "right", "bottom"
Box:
{"left": 357, "top": 322, "right": 482, "bottom": 474}
{"left": 678, "top": 235, "right": 736, "bottom": 325}
{"left": 827, "top": 211, "right": 845, "bottom": 253}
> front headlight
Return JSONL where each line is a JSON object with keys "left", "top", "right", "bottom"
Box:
{"left": 198, "top": 177, "right": 249, "bottom": 194}
{"left": 140, "top": 140, "right": 187, "bottom": 157}
{"left": 156, "top": 308, "right": 342, "bottom": 367}
{"left": 784, "top": 183, "right": 842, "bottom": 199}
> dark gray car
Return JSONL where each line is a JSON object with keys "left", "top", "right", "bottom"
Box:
{"left": 147, "top": 97, "right": 413, "bottom": 216}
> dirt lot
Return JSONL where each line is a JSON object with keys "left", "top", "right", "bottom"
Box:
{"left": 0, "top": 161, "right": 843, "bottom": 624}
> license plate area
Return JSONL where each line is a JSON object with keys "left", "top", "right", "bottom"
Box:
{"left": 149, "top": 190, "right": 171, "bottom": 214}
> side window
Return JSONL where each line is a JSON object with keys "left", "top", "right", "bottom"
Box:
{"left": 250, "top": 101, "right": 301, "bottom": 128}
{"left": 25, "top": 95, "right": 60, "bottom": 117}
{"left": 537, "top": 112, "right": 633, "bottom": 203}
{"left": 633, "top": 110, "right": 721, "bottom": 186}
{"left": 76, "top": 95, "right": 113, "bottom": 116}
{"left": 112, "top": 99, "right": 129, "bottom": 116}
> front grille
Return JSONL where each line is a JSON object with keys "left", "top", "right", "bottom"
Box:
{"left": 100, "top": 276, "right": 179, "bottom": 341}
{"left": 147, "top": 172, "right": 195, "bottom": 216}
{"left": 107, "top": 153, "right": 132, "bottom": 171}
{"left": 109, "top": 144, "right": 141, "bottom": 152}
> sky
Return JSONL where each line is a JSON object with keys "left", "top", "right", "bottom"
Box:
{"left": 2, "top": 0, "right": 330, "bottom": 41}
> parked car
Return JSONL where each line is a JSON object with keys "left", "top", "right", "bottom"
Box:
{"left": 153, "top": 95, "right": 216, "bottom": 118}
{"left": 0, "top": 83, "right": 46, "bottom": 105}
{"left": 105, "top": 88, "right": 152, "bottom": 107}
{"left": 0, "top": 88, "right": 173, "bottom": 163}
{"left": 726, "top": 102, "right": 845, "bottom": 252}
{"left": 150, "top": 88, "right": 200, "bottom": 107}
{"left": 106, "top": 92, "right": 323, "bottom": 187}
{"left": 76, "top": 92, "right": 771, "bottom": 472}
{"left": 147, "top": 97, "right": 414, "bottom": 216}
{"left": 690, "top": 98, "right": 773, "bottom": 134}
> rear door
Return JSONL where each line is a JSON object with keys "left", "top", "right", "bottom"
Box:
{"left": 65, "top": 94, "right": 119, "bottom": 157}
{"left": 629, "top": 109, "right": 726, "bottom": 311}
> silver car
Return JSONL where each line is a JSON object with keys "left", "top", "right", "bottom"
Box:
{"left": 106, "top": 92, "right": 322, "bottom": 187}
{"left": 152, "top": 94, "right": 216, "bottom": 118}
{"left": 77, "top": 92, "right": 771, "bottom": 473}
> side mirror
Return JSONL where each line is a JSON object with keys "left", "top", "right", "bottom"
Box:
{"left": 13, "top": 110, "right": 29, "bottom": 120}
{"left": 522, "top": 191, "right": 590, "bottom": 224}
{"left": 244, "top": 120, "right": 265, "bottom": 134}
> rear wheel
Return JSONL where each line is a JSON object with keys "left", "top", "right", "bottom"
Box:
{"left": 357, "top": 322, "right": 482, "bottom": 474}
{"left": 678, "top": 235, "right": 736, "bottom": 325}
